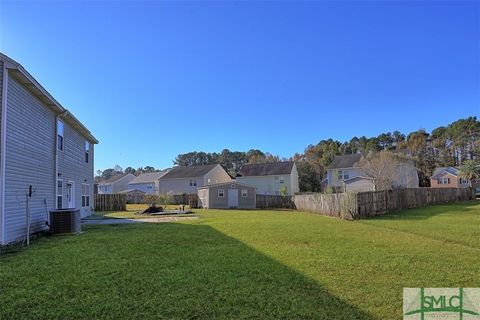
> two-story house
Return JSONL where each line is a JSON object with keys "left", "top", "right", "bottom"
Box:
{"left": 236, "top": 162, "right": 299, "bottom": 196}
{"left": 127, "top": 170, "right": 170, "bottom": 195}
{"left": 430, "top": 167, "right": 470, "bottom": 188}
{"left": 326, "top": 154, "right": 419, "bottom": 192}
{"left": 158, "top": 164, "right": 231, "bottom": 194}
{"left": 98, "top": 173, "right": 135, "bottom": 194}
{"left": 0, "top": 53, "right": 98, "bottom": 245}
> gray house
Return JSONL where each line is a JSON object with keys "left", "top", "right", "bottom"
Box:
{"left": 127, "top": 170, "right": 170, "bottom": 195}
{"left": 198, "top": 182, "right": 256, "bottom": 209}
{"left": 98, "top": 173, "right": 135, "bottom": 194}
{"left": 326, "top": 154, "right": 419, "bottom": 192}
{"left": 0, "top": 53, "right": 98, "bottom": 245}
{"left": 158, "top": 164, "right": 231, "bottom": 194}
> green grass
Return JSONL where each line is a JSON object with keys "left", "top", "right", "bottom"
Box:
{"left": 1, "top": 201, "right": 478, "bottom": 319}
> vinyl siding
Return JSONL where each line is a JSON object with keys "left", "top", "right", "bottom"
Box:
{"left": 202, "top": 183, "right": 256, "bottom": 209}
{"left": 57, "top": 120, "right": 95, "bottom": 218}
{"left": 128, "top": 182, "right": 156, "bottom": 195}
{"left": 236, "top": 174, "right": 297, "bottom": 195}
{"left": 3, "top": 75, "right": 56, "bottom": 244}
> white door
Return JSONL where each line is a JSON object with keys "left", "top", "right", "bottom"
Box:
{"left": 66, "top": 181, "right": 75, "bottom": 208}
{"left": 228, "top": 189, "right": 238, "bottom": 208}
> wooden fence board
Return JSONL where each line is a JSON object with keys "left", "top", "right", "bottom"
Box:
{"left": 294, "top": 188, "right": 475, "bottom": 220}
{"left": 95, "top": 194, "right": 127, "bottom": 211}
{"left": 256, "top": 195, "right": 295, "bottom": 209}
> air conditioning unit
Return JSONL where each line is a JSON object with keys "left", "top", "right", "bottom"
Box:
{"left": 49, "top": 209, "right": 81, "bottom": 235}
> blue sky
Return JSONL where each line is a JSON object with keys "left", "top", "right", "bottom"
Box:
{"left": 0, "top": 1, "right": 478, "bottom": 171}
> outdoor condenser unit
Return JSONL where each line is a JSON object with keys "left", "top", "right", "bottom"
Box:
{"left": 49, "top": 209, "right": 81, "bottom": 235}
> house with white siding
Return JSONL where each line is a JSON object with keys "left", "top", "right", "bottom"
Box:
{"left": 326, "top": 154, "right": 419, "bottom": 192}
{"left": 98, "top": 173, "right": 135, "bottom": 194}
{"left": 0, "top": 53, "right": 98, "bottom": 245}
{"left": 236, "top": 162, "right": 299, "bottom": 196}
{"left": 158, "top": 164, "right": 231, "bottom": 194}
{"left": 127, "top": 170, "right": 170, "bottom": 195}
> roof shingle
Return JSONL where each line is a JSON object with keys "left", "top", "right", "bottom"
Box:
{"left": 161, "top": 164, "right": 219, "bottom": 179}
{"left": 237, "top": 162, "right": 294, "bottom": 177}
{"left": 327, "top": 154, "right": 362, "bottom": 169}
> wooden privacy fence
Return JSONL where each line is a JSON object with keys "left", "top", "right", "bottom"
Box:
{"left": 294, "top": 188, "right": 475, "bottom": 220}
{"left": 94, "top": 194, "right": 126, "bottom": 211}
{"left": 256, "top": 195, "right": 296, "bottom": 209}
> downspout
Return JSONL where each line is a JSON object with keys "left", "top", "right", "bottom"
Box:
{"left": 0, "top": 64, "right": 8, "bottom": 245}
{"left": 54, "top": 111, "right": 68, "bottom": 212}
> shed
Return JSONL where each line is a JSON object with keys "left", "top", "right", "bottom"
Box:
{"left": 198, "top": 182, "right": 256, "bottom": 209}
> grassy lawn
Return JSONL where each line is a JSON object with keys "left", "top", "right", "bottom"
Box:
{"left": 1, "top": 201, "right": 478, "bottom": 319}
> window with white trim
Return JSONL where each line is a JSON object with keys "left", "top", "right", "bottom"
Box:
{"left": 57, "top": 120, "right": 64, "bottom": 151}
{"left": 57, "top": 179, "right": 63, "bottom": 209}
{"left": 82, "top": 183, "right": 90, "bottom": 207}
{"left": 218, "top": 189, "right": 224, "bottom": 197}
{"left": 242, "top": 189, "right": 248, "bottom": 197}
{"left": 337, "top": 170, "right": 349, "bottom": 180}
{"left": 337, "top": 170, "right": 343, "bottom": 180}
{"left": 85, "top": 140, "right": 90, "bottom": 163}
{"left": 279, "top": 177, "right": 285, "bottom": 184}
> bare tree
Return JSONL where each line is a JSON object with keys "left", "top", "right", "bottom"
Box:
{"left": 358, "top": 151, "right": 401, "bottom": 191}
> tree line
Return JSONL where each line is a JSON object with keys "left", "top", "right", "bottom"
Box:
{"left": 96, "top": 116, "right": 479, "bottom": 191}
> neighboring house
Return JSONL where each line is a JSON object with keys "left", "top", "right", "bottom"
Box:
{"left": 0, "top": 53, "right": 98, "bottom": 245}
{"left": 98, "top": 173, "right": 135, "bottom": 194}
{"left": 236, "top": 162, "right": 299, "bottom": 196}
{"left": 158, "top": 164, "right": 231, "bottom": 194}
{"left": 127, "top": 170, "right": 170, "bottom": 195}
{"left": 198, "top": 182, "right": 256, "bottom": 209}
{"left": 326, "top": 154, "right": 419, "bottom": 192}
{"left": 430, "top": 167, "right": 470, "bottom": 188}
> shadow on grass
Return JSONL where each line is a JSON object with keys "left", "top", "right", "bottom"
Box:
{"left": 0, "top": 223, "right": 373, "bottom": 319}
{"left": 363, "top": 200, "right": 479, "bottom": 221}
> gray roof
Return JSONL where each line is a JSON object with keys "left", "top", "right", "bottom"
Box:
{"left": 129, "top": 170, "right": 169, "bottom": 184}
{"left": 98, "top": 173, "right": 133, "bottom": 186}
{"left": 431, "top": 167, "right": 460, "bottom": 179}
{"left": 327, "top": 154, "right": 362, "bottom": 169}
{"left": 161, "top": 164, "right": 218, "bottom": 179}
{"left": 237, "top": 162, "right": 294, "bottom": 177}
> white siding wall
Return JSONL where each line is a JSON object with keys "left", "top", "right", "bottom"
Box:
{"left": 97, "top": 184, "right": 112, "bottom": 194}
{"left": 327, "top": 167, "right": 363, "bottom": 188}
{"left": 128, "top": 182, "right": 156, "bottom": 195}
{"left": 236, "top": 174, "right": 296, "bottom": 195}
{"left": 3, "top": 75, "right": 57, "bottom": 244}
{"left": 57, "top": 120, "right": 95, "bottom": 218}
{"left": 111, "top": 175, "right": 134, "bottom": 193}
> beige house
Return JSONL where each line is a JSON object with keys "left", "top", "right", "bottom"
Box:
{"left": 236, "top": 162, "right": 299, "bottom": 195}
{"left": 158, "top": 164, "right": 231, "bottom": 194}
{"left": 198, "top": 182, "right": 256, "bottom": 209}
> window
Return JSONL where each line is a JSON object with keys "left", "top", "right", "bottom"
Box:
{"left": 57, "top": 120, "right": 64, "bottom": 151}
{"left": 218, "top": 189, "right": 224, "bottom": 197}
{"left": 242, "top": 189, "right": 248, "bottom": 197}
{"left": 279, "top": 177, "right": 285, "bottom": 184}
{"left": 337, "top": 170, "right": 343, "bottom": 180}
{"left": 85, "top": 140, "right": 90, "bottom": 163}
{"left": 438, "top": 178, "right": 451, "bottom": 185}
{"left": 82, "top": 184, "right": 90, "bottom": 207}
{"left": 337, "top": 170, "right": 349, "bottom": 180}
{"left": 189, "top": 179, "right": 197, "bottom": 187}
{"left": 275, "top": 176, "right": 279, "bottom": 184}
{"left": 57, "top": 179, "right": 63, "bottom": 209}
